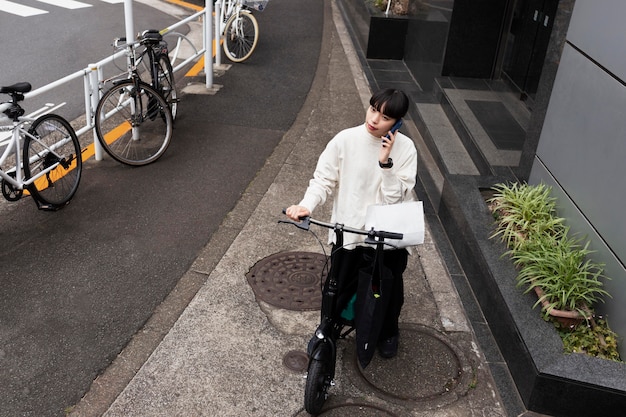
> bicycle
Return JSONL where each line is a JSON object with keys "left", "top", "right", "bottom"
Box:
{"left": 135, "top": 29, "right": 178, "bottom": 120}
{"left": 94, "top": 30, "right": 174, "bottom": 166}
{"left": 0, "top": 82, "right": 82, "bottom": 210}
{"left": 216, "top": 0, "right": 269, "bottom": 62}
{"left": 280, "top": 212, "right": 403, "bottom": 415}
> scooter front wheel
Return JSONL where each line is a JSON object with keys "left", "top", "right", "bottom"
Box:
{"left": 304, "top": 357, "right": 332, "bottom": 414}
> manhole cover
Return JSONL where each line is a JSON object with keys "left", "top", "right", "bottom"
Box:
{"left": 359, "top": 329, "right": 461, "bottom": 400}
{"left": 345, "top": 324, "right": 471, "bottom": 408}
{"left": 283, "top": 350, "right": 309, "bottom": 372}
{"left": 246, "top": 251, "right": 327, "bottom": 310}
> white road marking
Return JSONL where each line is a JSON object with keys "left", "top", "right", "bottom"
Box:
{"left": 36, "top": 0, "right": 92, "bottom": 9}
{"left": 0, "top": 0, "right": 47, "bottom": 16}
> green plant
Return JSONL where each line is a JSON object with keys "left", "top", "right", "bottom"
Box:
{"left": 372, "top": 0, "right": 388, "bottom": 11}
{"left": 487, "top": 181, "right": 619, "bottom": 360}
{"left": 510, "top": 231, "right": 609, "bottom": 319}
{"left": 488, "top": 182, "right": 564, "bottom": 251}
{"left": 559, "top": 317, "right": 622, "bottom": 362}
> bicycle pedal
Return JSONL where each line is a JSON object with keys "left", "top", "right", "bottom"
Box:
{"left": 36, "top": 204, "right": 60, "bottom": 212}
{"left": 36, "top": 200, "right": 68, "bottom": 211}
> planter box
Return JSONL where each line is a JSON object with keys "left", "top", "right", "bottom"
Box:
{"left": 438, "top": 174, "right": 626, "bottom": 417}
{"left": 338, "top": 0, "right": 409, "bottom": 60}
{"left": 367, "top": 12, "right": 408, "bottom": 59}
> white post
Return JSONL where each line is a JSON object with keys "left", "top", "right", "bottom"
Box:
{"left": 205, "top": 2, "right": 214, "bottom": 88}
{"left": 214, "top": 1, "right": 221, "bottom": 67}
{"left": 87, "top": 65, "right": 103, "bottom": 160}
{"left": 124, "top": 0, "right": 135, "bottom": 44}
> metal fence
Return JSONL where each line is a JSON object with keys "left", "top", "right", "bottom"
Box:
{"left": 21, "top": 2, "right": 214, "bottom": 161}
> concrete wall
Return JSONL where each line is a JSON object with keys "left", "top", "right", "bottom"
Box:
{"left": 529, "top": 0, "right": 626, "bottom": 357}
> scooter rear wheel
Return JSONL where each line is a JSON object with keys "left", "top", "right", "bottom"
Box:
{"left": 304, "top": 357, "right": 331, "bottom": 414}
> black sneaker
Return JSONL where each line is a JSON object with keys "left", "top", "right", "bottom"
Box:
{"left": 378, "top": 334, "right": 399, "bottom": 359}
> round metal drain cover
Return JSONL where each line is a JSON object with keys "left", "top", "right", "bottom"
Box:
{"left": 346, "top": 324, "right": 469, "bottom": 406}
{"left": 283, "top": 350, "right": 309, "bottom": 372}
{"left": 246, "top": 251, "right": 327, "bottom": 310}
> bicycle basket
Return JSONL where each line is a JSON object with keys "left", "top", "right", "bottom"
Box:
{"left": 243, "top": 0, "right": 269, "bottom": 11}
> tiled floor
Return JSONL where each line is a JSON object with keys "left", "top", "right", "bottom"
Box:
{"left": 466, "top": 100, "right": 526, "bottom": 151}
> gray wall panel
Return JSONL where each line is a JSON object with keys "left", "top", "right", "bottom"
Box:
{"left": 568, "top": 0, "right": 626, "bottom": 81}
{"left": 534, "top": 44, "right": 626, "bottom": 263}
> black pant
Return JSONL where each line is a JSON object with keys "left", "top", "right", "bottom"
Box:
{"left": 325, "top": 245, "right": 408, "bottom": 341}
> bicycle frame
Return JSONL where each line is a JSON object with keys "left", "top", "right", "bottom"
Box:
{"left": 104, "top": 37, "right": 142, "bottom": 86}
{"left": 280, "top": 213, "right": 403, "bottom": 414}
{"left": 100, "top": 31, "right": 174, "bottom": 125}
{"left": 280, "top": 215, "right": 403, "bottom": 342}
{"left": 97, "top": 39, "right": 154, "bottom": 139}
{"left": 134, "top": 37, "right": 168, "bottom": 91}
{"left": 216, "top": 0, "right": 248, "bottom": 33}
{"left": 0, "top": 118, "right": 69, "bottom": 190}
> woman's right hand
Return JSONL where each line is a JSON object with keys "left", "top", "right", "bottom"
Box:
{"left": 285, "top": 205, "right": 310, "bottom": 221}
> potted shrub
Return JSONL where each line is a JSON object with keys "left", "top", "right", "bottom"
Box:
{"left": 510, "top": 230, "right": 607, "bottom": 322}
{"left": 487, "top": 182, "right": 615, "bottom": 343}
{"left": 488, "top": 181, "right": 564, "bottom": 251}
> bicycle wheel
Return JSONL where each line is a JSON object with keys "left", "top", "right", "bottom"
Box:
{"left": 156, "top": 55, "right": 178, "bottom": 120}
{"left": 304, "top": 357, "right": 331, "bottom": 415}
{"left": 95, "top": 80, "right": 173, "bottom": 166}
{"left": 24, "top": 114, "right": 82, "bottom": 208}
{"left": 223, "top": 11, "right": 259, "bottom": 63}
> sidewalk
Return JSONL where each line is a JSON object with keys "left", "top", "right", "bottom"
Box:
{"left": 72, "top": 1, "right": 509, "bottom": 415}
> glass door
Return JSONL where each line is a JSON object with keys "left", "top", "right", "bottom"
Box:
{"left": 503, "top": 0, "right": 558, "bottom": 99}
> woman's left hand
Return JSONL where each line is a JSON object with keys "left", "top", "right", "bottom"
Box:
{"left": 380, "top": 130, "right": 395, "bottom": 164}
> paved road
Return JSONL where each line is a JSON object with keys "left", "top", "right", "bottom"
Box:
{"left": 0, "top": 0, "right": 323, "bottom": 415}
{"left": 1, "top": 0, "right": 180, "bottom": 120}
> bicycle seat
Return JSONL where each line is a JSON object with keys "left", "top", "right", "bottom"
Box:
{"left": 141, "top": 29, "right": 163, "bottom": 45}
{"left": 0, "top": 82, "right": 32, "bottom": 95}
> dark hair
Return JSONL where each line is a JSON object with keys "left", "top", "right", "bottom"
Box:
{"left": 369, "top": 88, "right": 409, "bottom": 120}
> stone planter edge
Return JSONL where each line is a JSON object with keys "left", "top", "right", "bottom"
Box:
{"left": 438, "top": 173, "right": 626, "bottom": 417}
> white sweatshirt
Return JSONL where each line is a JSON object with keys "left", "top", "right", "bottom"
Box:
{"left": 299, "top": 124, "right": 418, "bottom": 247}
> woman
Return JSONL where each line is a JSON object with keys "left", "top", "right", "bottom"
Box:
{"left": 286, "top": 88, "right": 417, "bottom": 359}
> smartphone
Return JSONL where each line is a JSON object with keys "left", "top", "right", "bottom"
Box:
{"left": 385, "top": 119, "right": 403, "bottom": 140}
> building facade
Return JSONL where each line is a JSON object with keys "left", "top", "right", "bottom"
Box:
{"left": 402, "top": 0, "right": 626, "bottom": 358}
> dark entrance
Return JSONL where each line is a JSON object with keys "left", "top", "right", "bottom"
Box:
{"left": 503, "top": 0, "right": 558, "bottom": 99}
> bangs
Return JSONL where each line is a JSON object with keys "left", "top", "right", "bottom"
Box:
{"left": 370, "top": 88, "right": 409, "bottom": 119}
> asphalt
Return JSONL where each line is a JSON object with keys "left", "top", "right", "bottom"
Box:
{"left": 69, "top": 0, "right": 513, "bottom": 416}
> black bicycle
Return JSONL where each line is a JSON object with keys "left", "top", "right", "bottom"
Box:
{"left": 135, "top": 29, "right": 178, "bottom": 120}
{"left": 94, "top": 30, "right": 176, "bottom": 166}
{"left": 280, "top": 213, "right": 403, "bottom": 415}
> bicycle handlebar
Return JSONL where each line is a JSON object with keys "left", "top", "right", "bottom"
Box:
{"left": 114, "top": 30, "right": 164, "bottom": 49}
{"left": 279, "top": 210, "right": 403, "bottom": 242}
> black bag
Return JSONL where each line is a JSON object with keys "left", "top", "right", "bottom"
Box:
{"left": 354, "top": 250, "right": 393, "bottom": 369}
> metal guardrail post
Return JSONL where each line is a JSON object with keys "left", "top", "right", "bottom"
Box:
{"left": 215, "top": 1, "right": 222, "bottom": 67}
{"left": 205, "top": 2, "right": 214, "bottom": 88}
{"left": 124, "top": 0, "right": 135, "bottom": 46}
{"left": 88, "top": 65, "right": 103, "bottom": 161}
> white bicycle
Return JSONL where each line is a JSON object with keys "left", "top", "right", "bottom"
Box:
{"left": 216, "top": 0, "right": 269, "bottom": 62}
{"left": 0, "top": 82, "right": 82, "bottom": 211}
